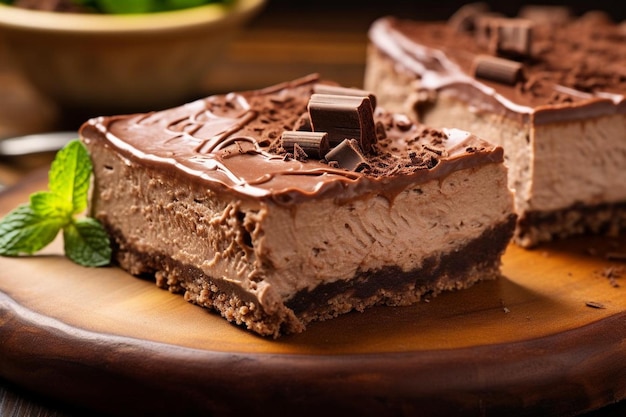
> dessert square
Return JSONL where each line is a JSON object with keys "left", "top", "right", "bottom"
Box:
{"left": 80, "top": 74, "right": 516, "bottom": 337}
{"left": 365, "top": 5, "right": 626, "bottom": 247}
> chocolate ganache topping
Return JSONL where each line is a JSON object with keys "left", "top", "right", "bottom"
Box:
{"left": 369, "top": 5, "right": 626, "bottom": 124}
{"left": 80, "top": 74, "right": 502, "bottom": 204}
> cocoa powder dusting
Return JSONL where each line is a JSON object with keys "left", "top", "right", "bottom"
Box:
{"left": 396, "top": 8, "right": 626, "bottom": 106}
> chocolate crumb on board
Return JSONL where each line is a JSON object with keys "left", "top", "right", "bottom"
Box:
{"left": 598, "top": 266, "right": 624, "bottom": 288}
{"left": 585, "top": 301, "right": 606, "bottom": 309}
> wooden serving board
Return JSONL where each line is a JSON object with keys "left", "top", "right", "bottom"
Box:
{"left": 0, "top": 171, "right": 625, "bottom": 417}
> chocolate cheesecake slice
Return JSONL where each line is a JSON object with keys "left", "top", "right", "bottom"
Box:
{"left": 80, "top": 74, "right": 516, "bottom": 338}
{"left": 365, "top": 5, "right": 626, "bottom": 247}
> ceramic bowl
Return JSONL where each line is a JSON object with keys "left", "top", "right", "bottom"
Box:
{"left": 0, "top": 0, "right": 266, "bottom": 115}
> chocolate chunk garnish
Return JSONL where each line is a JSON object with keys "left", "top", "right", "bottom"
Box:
{"left": 474, "top": 13, "right": 506, "bottom": 48}
{"left": 448, "top": 2, "right": 490, "bottom": 33}
{"left": 308, "top": 93, "right": 376, "bottom": 153}
{"left": 475, "top": 17, "right": 532, "bottom": 58}
{"left": 313, "top": 83, "right": 378, "bottom": 111}
{"left": 324, "top": 138, "right": 370, "bottom": 172}
{"left": 473, "top": 55, "right": 522, "bottom": 85}
{"left": 293, "top": 112, "right": 312, "bottom": 131}
{"left": 281, "top": 131, "right": 330, "bottom": 159}
{"left": 493, "top": 18, "right": 533, "bottom": 58}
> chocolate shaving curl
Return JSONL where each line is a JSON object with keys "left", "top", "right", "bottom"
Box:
{"left": 292, "top": 143, "right": 308, "bottom": 161}
{"left": 324, "top": 139, "right": 370, "bottom": 172}
{"left": 473, "top": 55, "right": 523, "bottom": 85}
{"left": 308, "top": 93, "right": 377, "bottom": 154}
{"left": 281, "top": 131, "right": 330, "bottom": 159}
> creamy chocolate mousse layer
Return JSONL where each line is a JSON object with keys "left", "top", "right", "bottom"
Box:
{"left": 80, "top": 75, "right": 516, "bottom": 337}
{"left": 365, "top": 7, "right": 626, "bottom": 247}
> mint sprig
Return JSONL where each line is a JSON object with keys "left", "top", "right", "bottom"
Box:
{"left": 0, "top": 140, "right": 111, "bottom": 267}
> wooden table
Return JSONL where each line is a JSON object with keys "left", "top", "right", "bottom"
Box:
{"left": 1, "top": 2, "right": 626, "bottom": 416}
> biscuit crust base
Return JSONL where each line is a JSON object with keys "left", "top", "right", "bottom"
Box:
{"left": 516, "top": 202, "right": 626, "bottom": 248}
{"left": 104, "top": 214, "right": 517, "bottom": 338}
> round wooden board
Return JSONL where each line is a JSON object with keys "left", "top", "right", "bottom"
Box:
{"left": 1, "top": 171, "right": 625, "bottom": 417}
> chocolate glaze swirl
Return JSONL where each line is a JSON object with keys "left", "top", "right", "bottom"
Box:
{"left": 80, "top": 74, "right": 503, "bottom": 205}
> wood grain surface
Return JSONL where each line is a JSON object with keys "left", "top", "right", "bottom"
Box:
{"left": 0, "top": 170, "right": 624, "bottom": 417}
{"left": 1, "top": 3, "right": 625, "bottom": 416}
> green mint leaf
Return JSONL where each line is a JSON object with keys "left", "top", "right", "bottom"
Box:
{"left": 48, "top": 139, "right": 92, "bottom": 215}
{"left": 63, "top": 218, "right": 112, "bottom": 267}
{"left": 0, "top": 204, "right": 65, "bottom": 255}
{"left": 30, "top": 191, "right": 72, "bottom": 220}
{"left": 0, "top": 139, "right": 111, "bottom": 267}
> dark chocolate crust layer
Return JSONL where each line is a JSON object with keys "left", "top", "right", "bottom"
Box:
{"left": 104, "top": 214, "right": 517, "bottom": 337}
{"left": 517, "top": 201, "right": 626, "bottom": 246}
{"left": 287, "top": 213, "right": 517, "bottom": 317}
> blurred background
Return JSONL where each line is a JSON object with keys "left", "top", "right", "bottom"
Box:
{"left": 2, "top": 0, "right": 623, "bottom": 183}
{"left": 1, "top": 0, "right": 624, "bottom": 140}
